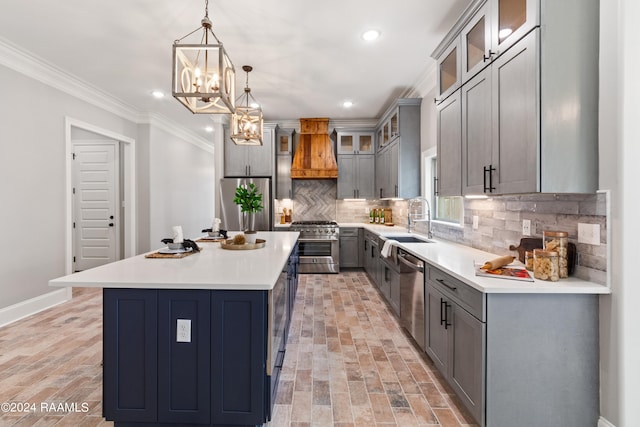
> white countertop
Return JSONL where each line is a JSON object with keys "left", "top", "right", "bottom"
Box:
{"left": 49, "top": 231, "right": 300, "bottom": 291}
{"left": 340, "top": 222, "right": 610, "bottom": 295}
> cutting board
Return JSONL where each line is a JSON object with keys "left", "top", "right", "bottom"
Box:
{"left": 509, "top": 237, "right": 576, "bottom": 275}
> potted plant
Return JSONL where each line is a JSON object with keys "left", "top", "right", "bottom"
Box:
{"left": 233, "top": 183, "right": 264, "bottom": 242}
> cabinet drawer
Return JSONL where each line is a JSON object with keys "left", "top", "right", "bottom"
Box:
{"left": 427, "top": 267, "right": 485, "bottom": 321}
{"left": 340, "top": 227, "right": 360, "bottom": 237}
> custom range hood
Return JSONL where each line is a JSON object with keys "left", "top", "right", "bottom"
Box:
{"left": 291, "top": 118, "right": 338, "bottom": 179}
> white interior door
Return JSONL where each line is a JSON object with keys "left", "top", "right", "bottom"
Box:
{"left": 72, "top": 143, "right": 119, "bottom": 271}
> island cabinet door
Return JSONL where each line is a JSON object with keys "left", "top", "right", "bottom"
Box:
{"left": 103, "top": 289, "right": 158, "bottom": 423}
{"left": 211, "top": 290, "right": 268, "bottom": 425}
{"left": 158, "top": 290, "right": 211, "bottom": 425}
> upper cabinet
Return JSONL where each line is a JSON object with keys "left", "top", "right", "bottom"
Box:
{"left": 336, "top": 130, "right": 375, "bottom": 199}
{"left": 276, "top": 127, "right": 295, "bottom": 155}
{"left": 337, "top": 131, "right": 375, "bottom": 155}
{"left": 375, "top": 99, "right": 422, "bottom": 199}
{"left": 434, "top": 0, "right": 599, "bottom": 196}
{"left": 224, "top": 124, "right": 275, "bottom": 177}
{"left": 436, "top": 39, "right": 461, "bottom": 104}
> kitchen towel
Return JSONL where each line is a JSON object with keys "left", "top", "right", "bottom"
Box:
{"left": 172, "top": 225, "right": 184, "bottom": 243}
{"left": 381, "top": 239, "right": 398, "bottom": 258}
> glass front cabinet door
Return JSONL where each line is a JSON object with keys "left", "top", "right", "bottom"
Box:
{"left": 461, "top": 3, "right": 491, "bottom": 82}
{"left": 436, "top": 38, "right": 461, "bottom": 103}
{"left": 491, "top": 0, "right": 538, "bottom": 55}
{"left": 337, "top": 131, "right": 375, "bottom": 155}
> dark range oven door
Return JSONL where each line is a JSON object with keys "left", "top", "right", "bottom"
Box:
{"left": 297, "top": 238, "right": 339, "bottom": 273}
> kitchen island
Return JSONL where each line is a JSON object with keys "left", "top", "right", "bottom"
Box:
{"left": 50, "top": 231, "right": 299, "bottom": 427}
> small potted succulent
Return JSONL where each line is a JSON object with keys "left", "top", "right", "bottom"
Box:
{"left": 233, "top": 183, "right": 264, "bottom": 243}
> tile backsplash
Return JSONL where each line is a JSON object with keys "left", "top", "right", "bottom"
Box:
{"left": 277, "top": 180, "right": 608, "bottom": 285}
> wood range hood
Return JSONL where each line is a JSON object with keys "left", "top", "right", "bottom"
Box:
{"left": 291, "top": 118, "right": 338, "bottom": 179}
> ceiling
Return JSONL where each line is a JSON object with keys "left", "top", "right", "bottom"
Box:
{"left": 0, "top": 0, "right": 471, "bottom": 140}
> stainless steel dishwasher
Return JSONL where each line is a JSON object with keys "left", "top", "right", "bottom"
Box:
{"left": 397, "top": 248, "right": 426, "bottom": 351}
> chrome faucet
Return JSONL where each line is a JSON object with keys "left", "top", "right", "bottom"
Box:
{"left": 407, "top": 197, "right": 433, "bottom": 239}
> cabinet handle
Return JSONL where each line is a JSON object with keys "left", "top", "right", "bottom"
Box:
{"left": 483, "top": 165, "right": 496, "bottom": 193}
{"left": 440, "top": 298, "right": 447, "bottom": 326}
{"left": 436, "top": 278, "right": 457, "bottom": 291}
{"left": 289, "top": 189, "right": 292, "bottom": 198}
{"left": 395, "top": 184, "right": 398, "bottom": 198}
{"left": 380, "top": 188, "right": 383, "bottom": 198}
{"left": 483, "top": 50, "right": 497, "bottom": 62}
{"left": 385, "top": 267, "right": 390, "bottom": 282}
{"left": 364, "top": 240, "right": 368, "bottom": 251}
{"left": 434, "top": 97, "right": 440, "bottom": 104}
{"left": 444, "top": 302, "right": 452, "bottom": 329}
{"left": 433, "top": 177, "right": 439, "bottom": 196}
{"left": 248, "top": 165, "right": 251, "bottom": 176}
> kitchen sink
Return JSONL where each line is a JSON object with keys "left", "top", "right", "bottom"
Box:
{"left": 383, "top": 235, "right": 434, "bottom": 243}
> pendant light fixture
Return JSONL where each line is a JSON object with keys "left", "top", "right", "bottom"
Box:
{"left": 172, "top": 0, "right": 235, "bottom": 114}
{"left": 231, "top": 65, "right": 264, "bottom": 146}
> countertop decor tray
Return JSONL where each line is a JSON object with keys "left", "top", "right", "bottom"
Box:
{"left": 220, "top": 239, "right": 266, "bottom": 250}
{"left": 145, "top": 248, "right": 198, "bottom": 259}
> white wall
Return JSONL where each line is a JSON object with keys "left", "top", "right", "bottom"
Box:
{"left": 599, "top": 1, "right": 640, "bottom": 425}
{"left": 147, "top": 124, "right": 215, "bottom": 250}
{"left": 0, "top": 64, "right": 138, "bottom": 310}
{"left": 0, "top": 61, "right": 217, "bottom": 319}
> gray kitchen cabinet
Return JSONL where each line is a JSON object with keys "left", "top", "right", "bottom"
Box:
{"left": 425, "top": 262, "right": 599, "bottom": 427}
{"left": 434, "top": 0, "right": 599, "bottom": 195}
{"left": 462, "top": 28, "right": 538, "bottom": 195}
{"left": 375, "top": 99, "right": 421, "bottom": 199}
{"left": 435, "top": 37, "right": 461, "bottom": 104}
{"left": 337, "top": 154, "right": 375, "bottom": 199}
{"left": 461, "top": 66, "right": 491, "bottom": 194}
{"left": 436, "top": 91, "right": 462, "bottom": 196}
{"left": 276, "top": 127, "right": 294, "bottom": 155}
{"left": 363, "top": 230, "right": 379, "bottom": 286}
{"left": 224, "top": 123, "right": 275, "bottom": 177}
{"left": 339, "top": 227, "right": 362, "bottom": 268}
{"left": 276, "top": 154, "right": 292, "bottom": 199}
{"left": 336, "top": 131, "right": 374, "bottom": 155}
{"left": 426, "top": 268, "right": 484, "bottom": 425}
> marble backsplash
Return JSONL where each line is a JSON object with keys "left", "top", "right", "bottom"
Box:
{"left": 276, "top": 180, "right": 608, "bottom": 285}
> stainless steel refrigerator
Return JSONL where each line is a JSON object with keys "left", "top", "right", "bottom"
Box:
{"left": 219, "top": 178, "right": 272, "bottom": 231}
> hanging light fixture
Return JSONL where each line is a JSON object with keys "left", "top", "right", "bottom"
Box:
{"left": 230, "top": 65, "right": 264, "bottom": 146}
{"left": 172, "top": 0, "right": 235, "bottom": 114}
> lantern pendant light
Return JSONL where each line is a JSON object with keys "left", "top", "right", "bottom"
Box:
{"left": 231, "top": 65, "right": 264, "bottom": 146}
{"left": 172, "top": 0, "right": 236, "bottom": 114}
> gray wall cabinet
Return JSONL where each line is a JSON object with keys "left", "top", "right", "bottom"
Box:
{"left": 375, "top": 99, "right": 421, "bottom": 199}
{"left": 275, "top": 128, "right": 294, "bottom": 199}
{"left": 337, "top": 154, "right": 375, "bottom": 199}
{"left": 224, "top": 124, "right": 275, "bottom": 177}
{"left": 433, "top": 0, "right": 599, "bottom": 196}
{"left": 436, "top": 92, "right": 462, "bottom": 197}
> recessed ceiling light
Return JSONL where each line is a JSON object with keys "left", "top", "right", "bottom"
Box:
{"left": 362, "top": 30, "right": 381, "bottom": 41}
{"left": 343, "top": 101, "right": 353, "bottom": 108}
{"left": 205, "top": 126, "right": 214, "bottom": 133}
{"left": 151, "top": 90, "right": 165, "bottom": 99}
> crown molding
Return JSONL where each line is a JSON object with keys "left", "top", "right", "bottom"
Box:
{"left": 0, "top": 37, "right": 214, "bottom": 152}
{"left": 0, "top": 37, "right": 140, "bottom": 120}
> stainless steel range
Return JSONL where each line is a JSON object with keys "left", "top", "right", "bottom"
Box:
{"left": 290, "top": 221, "right": 339, "bottom": 274}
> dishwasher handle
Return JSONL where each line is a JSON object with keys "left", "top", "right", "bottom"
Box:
{"left": 397, "top": 251, "right": 424, "bottom": 273}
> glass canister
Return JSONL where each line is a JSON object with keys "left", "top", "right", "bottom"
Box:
{"left": 524, "top": 251, "right": 534, "bottom": 271}
{"left": 543, "top": 231, "right": 569, "bottom": 278}
{"left": 533, "top": 249, "right": 559, "bottom": 282}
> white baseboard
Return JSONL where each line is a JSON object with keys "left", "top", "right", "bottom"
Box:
{"left": 0, "top": 287, "right": 72, "bottom": 328}
{"left": 599, "top": 416, "right": 616, "bottom": 427}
